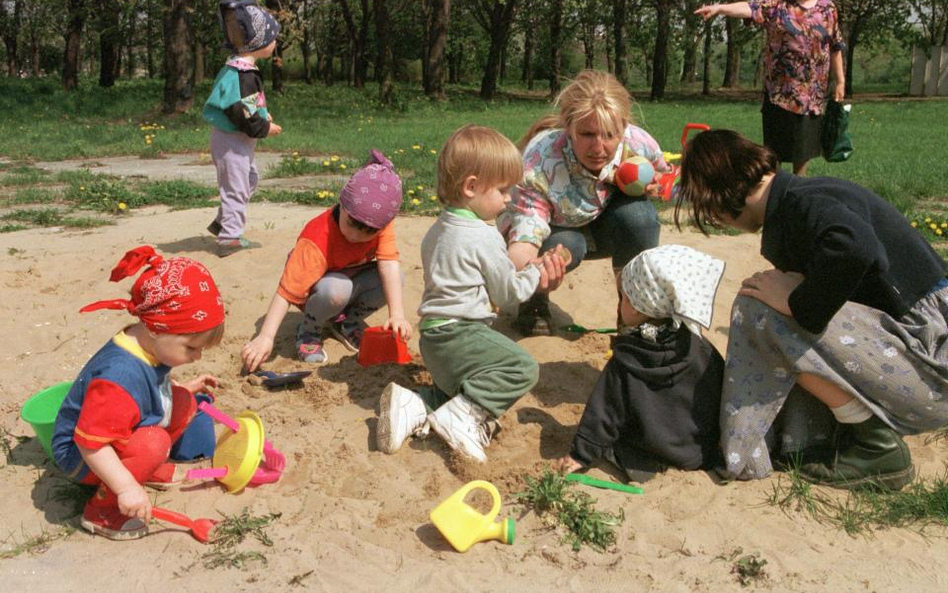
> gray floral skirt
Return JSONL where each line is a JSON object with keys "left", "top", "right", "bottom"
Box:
{"left": 719, "top": 284, "right": 948, "bottom": 480}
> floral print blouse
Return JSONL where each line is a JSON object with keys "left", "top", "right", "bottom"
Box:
{"left": 497, "top": 125, "right": 667, "bottom": 248}
{"left": 749, "top": 0, "right": 845, "bottom": 115}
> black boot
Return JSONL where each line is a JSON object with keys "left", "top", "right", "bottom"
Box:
{"left": 516, "top": 293, "right": 553, "bottom": 336}
{"left": 798, "top": 415, "right": 914, "bottom": 491}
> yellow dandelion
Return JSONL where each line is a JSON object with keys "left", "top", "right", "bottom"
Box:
{"left": 937, "top": 229, "right": 943, "bottom": 236}
{"left": 407, "top": 190, "right": 415, "bottom": 196}
{"left": 411, "top": 198, "right": 421, "bottom": 206}
{"left": 925, "top": 217, "right": 932, "bottom": 223}
{"left": 79, "top": 186, "right": 85, "bottom": 191}
{"left": 941, "top": 222, "right": 947, "bottom": 228}
{"left": 322, "top": 160, "right": 330, "bottom": 166}
{"left": 930, "top": 223, "right": 938, "bottom": 230}
{"left": 292, "top": 151, "right": 299, "bottom": 157}
{"left": 429, "top": 195, "right": 438, "bottom": 201}
{"left": 416, "top": 185, "right": 424, "bottom": 191}
{"left": 429, "top": 149, "right": 437, "bottom": 154}
{"left": 331, "top": 155, "right": 340, "bottom": 162}
{"left": 412, "top": 144, "right": 421, "bottom": 150}
{"left": 118, "top": 202, "right": 127, "bottom": 211}
{"left": 911, "top": 221, "right": 918, "bottom": 227}
{"left": 340, "top": 164, "right": 347, "bottom": 170}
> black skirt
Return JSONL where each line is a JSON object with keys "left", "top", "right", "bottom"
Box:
{"left": 761, "top": 96, "right": 823, "bottom": 164}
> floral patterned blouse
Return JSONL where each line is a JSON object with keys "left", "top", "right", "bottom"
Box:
{"left": 497, "top": 125, "right": 667, "bottom": 248}
{"left": 749, "top": 0, "right": 845, "bottom": 115}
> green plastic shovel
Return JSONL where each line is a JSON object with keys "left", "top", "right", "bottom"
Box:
{"left": 565, "top": 473, "right": 644, "bottom": 494}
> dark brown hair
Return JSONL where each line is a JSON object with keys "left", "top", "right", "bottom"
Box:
{"left": 674, "top": 129, "right": 778, "bottom": 235}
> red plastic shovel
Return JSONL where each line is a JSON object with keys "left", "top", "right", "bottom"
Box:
{"left": 152, "top": 506, "right": 218, "bottom": 544}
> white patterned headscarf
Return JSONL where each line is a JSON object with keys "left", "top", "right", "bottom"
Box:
{"left": 621, "top": 245, "right": 725, "bottom": 336}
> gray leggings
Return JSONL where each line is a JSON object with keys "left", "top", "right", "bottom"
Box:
{"left": 297, "top": 266, "right": 387, "bottom": 339}
{"left": 210, "top": 127, "right": 258, "bottom": 240}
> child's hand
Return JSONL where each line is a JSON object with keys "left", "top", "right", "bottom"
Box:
{"left": 241, "top": 335, "right": 274, "bottom": 372}
{"left": 384, "top": 316, "right": 413, "bottom": 341}
{"left": 644, "top": 181, "right": 662, "bottom": 198}
{"left": 554, "top": 455, "right": 584, "bottom": 475}
{"left": 116, "top": 483, "right": 151, "bottom": 522}
{"left": 694, "top": 4, "right": 721, "bottom": 20}
{"left": 176, "top": 374, "right": 219, "bottom": 395}
{"left": 268, "top": 123, "right": 283, "bottom": 137}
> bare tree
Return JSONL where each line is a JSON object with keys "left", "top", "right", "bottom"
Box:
{"left": 336, "top": 0, "right": 368, "bottom": 87}
{"left": 423, "top": 0, "right": 450, "bottom": 99}
{"left": 162, "top": 0, "right": 192, "bottom": 114}
{"left": 64, "top": 0, "right": 85, "bottom": 89}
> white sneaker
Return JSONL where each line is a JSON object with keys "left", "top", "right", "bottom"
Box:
{"left": 377, "top": 383, "right": 429, "bottom": 454}
{"left": 427, "top": 394, "right": 495, "bottom": 463}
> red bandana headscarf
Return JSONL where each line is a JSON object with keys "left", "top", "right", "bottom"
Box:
{"left": 80, "top": 246, "right": 225, "bottom": 334}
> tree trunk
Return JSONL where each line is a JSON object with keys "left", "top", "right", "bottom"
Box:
{"left": 98, "top": 1, "right": 121, "bottom": 87}
{"left": 375, "top": 0, "right": 395, "bottom": 104}
{"left": 424, "top": 0, "right": 449, "bottom": 99}
{"left": 722, "top": 18, "right": 741, "bottom": 88}
{"left": 336, "top": 0, "right": 366, "bottom": 87}
{"left": 605, "top": 23, "right": 613, "bottom": 73}
{"left": 126, "top": 9, "right": 137, "bottom": 79}
{"left": 146, "top": 0, "right": 155, "bottom": 78}
{"left": 702, "top": 20, "right": 712, "bottom": 95}
{"left": 266, "top": 1, "right": 285, "bottom": 93}
{"left": 162, "top": 0, "right": 193, "bottom": 114}
{"left": 844, "top": 22, "right": 860, "bottom": 98}
{"left": 302, "top": 0, "right": 312, "bottom": 83}
{"left": 478, "top": 0, "right": 518, "bottom": 101}
{"left": 681, "top": 0, "right": 699, "bottom": 83}
{"left": 548, "top": 0, "right": 562, "bottom": 95}
{"left": 650, "top": 0, "right": 671, "bottom": 100}
{"left": 30, "top": 31, "right": 40, "bottom": 76}
{"left": 193, "top": 41, "right": 205, "bottom": 84}
{"left": 63, "top": 0, "right": 84, "bottom": 90}
{"left": 613, "top": 0, "right": 628, "bottom": 85}
{"left": 2, "top": 0, "right": 21, "bottom": 77}
{"left": 357, "top": 0, "right": 369, "bottom": 84}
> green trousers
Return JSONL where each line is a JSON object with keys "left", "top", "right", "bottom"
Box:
{"left": 418, "top": 320, "right": 538, "bottom": 418}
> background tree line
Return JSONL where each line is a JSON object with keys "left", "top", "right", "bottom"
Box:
{"left": 0, "top": 0, "right": 946, "bottom": 114}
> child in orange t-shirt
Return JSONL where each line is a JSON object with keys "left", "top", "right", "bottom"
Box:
{"left": 241, "top": 150, "right": 412, "bottom": 369}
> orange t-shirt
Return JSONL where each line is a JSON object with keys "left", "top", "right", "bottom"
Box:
{"left": 277, "top": 207, "right": 399, "bottom": 306}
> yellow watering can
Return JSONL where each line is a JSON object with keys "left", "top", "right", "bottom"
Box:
{"left": 429, "top": 480, "right": 515, "bottom": 552}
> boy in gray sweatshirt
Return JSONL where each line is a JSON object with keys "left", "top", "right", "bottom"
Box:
{"left": 377, "top": 125, "right": 566, "bottom": 462}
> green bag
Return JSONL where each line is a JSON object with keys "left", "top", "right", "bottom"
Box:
{"left": 821, "top": 100, "right": 853, "bottom": 162}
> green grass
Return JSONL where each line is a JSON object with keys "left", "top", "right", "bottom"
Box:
{"left": 0, "top": 208, "right": 111, "bottom": 231}
{"left": 0, "top": 527, "right": 75, "bottom": 559}
{"left": 515, "top": 468, "right": 625, "bottom": 552}
{"left": 766, "top": 466, "right": 948, "bottom": 536}
{"left": 198, "top": 507, "right": 281, "bottom": 570}
{"left": 12, "top": 187, "right": 57, "bottom": 204}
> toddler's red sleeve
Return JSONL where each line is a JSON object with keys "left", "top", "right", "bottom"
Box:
{"left": 73, "top": 379, "right": 141, "bottom": 450}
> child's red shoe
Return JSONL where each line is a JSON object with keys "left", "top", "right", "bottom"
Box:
{"left": 80, "top": 502, "right": 148, "bottom": 541}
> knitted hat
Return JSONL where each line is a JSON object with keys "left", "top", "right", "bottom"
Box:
{"left": 80, "top": 246, "right": 225, "bottom": 335}
{"left": 338, "top": 149, "right": 403, "bottom": 229}
{"left": 218, "top": 0, "right": 281, "bottom": 54}
{"left": 621, "top": 244, "right": 725, "bottom": 336}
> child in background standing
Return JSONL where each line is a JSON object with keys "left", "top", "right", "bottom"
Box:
{"left": 377, "top": 125, "right": 565, "bottom": 463}
{"left": 556, "top": 245, "right": 725, "bottom": 482}
{"left": 52, "top": 246, "right": 225, "bottom": 540}
{"left": 241, "top": 150, "right": 412, "bottom": 371}
{"left": 203, "top": 0, "right": 282, "bottom": 257}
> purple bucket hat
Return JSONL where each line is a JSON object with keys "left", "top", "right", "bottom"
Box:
{"left": 339, "top": 149, "right": 403, "bottom": 229}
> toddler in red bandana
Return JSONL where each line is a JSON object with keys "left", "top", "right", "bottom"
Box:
{"left": 52, "top": 246, "right": 226, "bottom": 540}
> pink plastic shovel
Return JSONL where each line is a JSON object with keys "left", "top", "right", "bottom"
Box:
{"left": 185, "top": 401, "right": 286, "bottom": 486}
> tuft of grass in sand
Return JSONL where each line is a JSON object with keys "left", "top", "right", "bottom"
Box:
{"left": 199, "top": 507, "right": 282, "bottom": 569}
{"left": 767, "top": 465, "right": 948, "bottom": 535}
{"left": 515, "top": 468, "right": 625, "bottom": 552}
{"left": 716, "top": 547, "right": 769, "bottom": 587}
{"left": 0, "top": 527, "right": 75, "bottom": 559}
{"left": 0, "top": 208, "right": 111, "bottom": 230}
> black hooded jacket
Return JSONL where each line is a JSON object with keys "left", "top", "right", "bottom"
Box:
{"left": 570, "top": 324, "right": 724, "bottom": 472}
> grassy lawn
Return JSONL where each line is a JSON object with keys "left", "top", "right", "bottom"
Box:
{"left": 0, "top": 77, "right": 945, "bottom": 256}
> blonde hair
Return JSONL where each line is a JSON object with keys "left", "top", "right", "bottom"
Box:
{"left": 518, "top": 70, "right": 633, "bottom": 150}
{"left": 437, "top": 125, "right": 522, "bottom": 206}
{"left": 191, "top": 323, "right": 226, "bottom": 349}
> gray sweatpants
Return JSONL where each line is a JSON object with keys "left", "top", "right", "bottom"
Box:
{"left": 297, "top": 265, "right": 387, "bottom": 340}
{"left": 210, "top": 127, "right": 258, "bottom": 241}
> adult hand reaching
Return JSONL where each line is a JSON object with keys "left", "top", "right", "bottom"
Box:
{"left": 738, "top": 269, "right": 804, "bottom": 317}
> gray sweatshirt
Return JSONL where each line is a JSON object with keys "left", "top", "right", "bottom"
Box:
{"left": 418, "top": 210, "right": 541, "bottom": 325}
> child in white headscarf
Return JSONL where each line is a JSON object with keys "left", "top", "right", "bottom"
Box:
{"left": 556, "top": 244, "right": 726, "bottom": 482}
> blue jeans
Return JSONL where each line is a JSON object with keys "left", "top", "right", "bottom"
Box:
{"left": 539, "top": 195, "right": 660, "bottom": 272}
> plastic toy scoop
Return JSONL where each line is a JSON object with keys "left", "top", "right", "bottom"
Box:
{"left": 357, "top": 327, "right": 412, "bottom": 366}
{"left": 565, "top": 473, "right": 644, "bottom": 494}
{"left": 152, "top": 506, "right": 217, "bottom": 543}
{"left": 560, "top": 324, "right": 617, "bottom": 334}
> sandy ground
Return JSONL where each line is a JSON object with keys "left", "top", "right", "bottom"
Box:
{"left": 2, "top": 200, "right": 947, "bottom": 593}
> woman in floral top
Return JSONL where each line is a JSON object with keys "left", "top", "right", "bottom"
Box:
{"left": 696, "top": 0, "right": 846, "bottom": 175}
{"left": 498, "top": 70, "right": 669, "bottom": 336}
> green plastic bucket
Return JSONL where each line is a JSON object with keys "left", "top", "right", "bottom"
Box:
{"left": 20, "top": 381, "right": 72, "bottom": 460}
